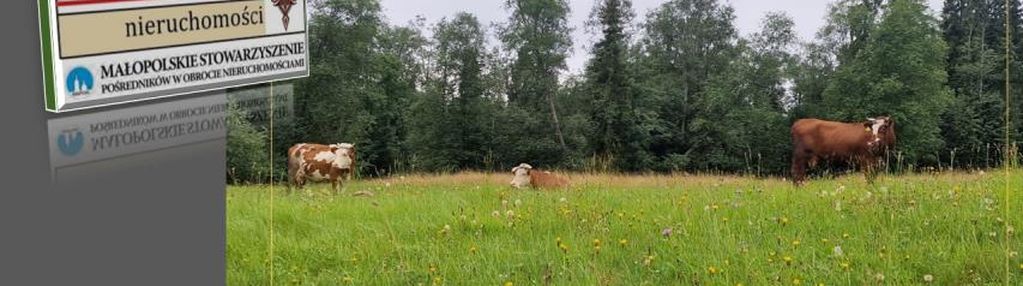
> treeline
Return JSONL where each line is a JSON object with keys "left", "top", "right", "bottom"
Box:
{"left": 227, "top": 0, "right": 1022, "bottom": 183}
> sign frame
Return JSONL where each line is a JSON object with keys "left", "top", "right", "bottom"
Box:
{"left": 37, "top": 0, "right": 309, "bottom": 113}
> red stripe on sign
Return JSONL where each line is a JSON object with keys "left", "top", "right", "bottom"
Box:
{"left": 56, "top": 0, "right": 151, "bottom": 7}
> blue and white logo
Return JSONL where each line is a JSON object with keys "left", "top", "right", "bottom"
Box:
{"left": 57, "top": 129, "right": 85, "bottom": 157}
{"left": 66, "top": 67, "right": 94, "bottom": 96}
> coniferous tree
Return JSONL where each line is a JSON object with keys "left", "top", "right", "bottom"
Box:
{"left": 941, "top": 0, "right": 1023, "bottom": 168}
{"left": 584, "top": 0, "right": 650, "bottom": 171}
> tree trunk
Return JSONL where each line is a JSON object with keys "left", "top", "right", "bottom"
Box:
{"left": 547, "top": 92, "right": 567, "bottom": 149}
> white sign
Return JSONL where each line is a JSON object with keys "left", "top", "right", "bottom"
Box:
{"left": 38, "top": 0, "right": 309, "bottom": 112}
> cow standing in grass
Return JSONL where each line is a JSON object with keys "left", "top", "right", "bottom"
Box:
{"left": 510, "top": 163, "right": 570, "bottom": 189}
{"left": 287, "top": 143, "right": 356, "bottom": 193}
{"left": 790, "top": 117, "right": 895, "bottom": 185}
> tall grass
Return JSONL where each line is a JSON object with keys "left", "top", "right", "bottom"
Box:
{"left": 228, "top": 171, "right": 1021, "bottom": 285}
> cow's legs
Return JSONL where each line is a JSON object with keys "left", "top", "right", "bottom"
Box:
{"left": 331, "top": 179, "right": 343, "bottom": 195}
{"left": 290, "top": 164, "right": 308, "bottom": 193}
{"left": 791, "top": 149, "right": 808, "bottom": 186}
{"left": 295, "top": 168, "right": 307, "bottom": 192}
{"left": 859, "top": 157, "right": 879, "bottom": 184}
{"left": 294, "top": 176, "right": 305, "bottom": 190}
{"left": 287, "top": 168, "right": 298, "bottom": 193}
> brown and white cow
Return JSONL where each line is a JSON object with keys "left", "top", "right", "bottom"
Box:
{"left": 287, "top": 143, "right": 357, "bottom": 193}
{"left": 510, "top": 163, "right": 570, "bottom": 189}
{"left": 790, "top": 116, "right": 895, "bottom": 185}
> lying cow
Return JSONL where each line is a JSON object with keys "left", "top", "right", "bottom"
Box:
{"left": 287, "top": 143, "right": 357, "bottom": 193}
{"left": 510, "top": 163, "right": 570, "bottom": 189}
{"left": 790, "top": 116, "right": 895, "bottom": 185}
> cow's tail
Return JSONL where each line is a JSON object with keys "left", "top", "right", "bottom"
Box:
{"left": 286, "top": 145, "right": 305, "bottom": 188}
{"left": 287, "top": 144, "right": 301, "bottom": 160}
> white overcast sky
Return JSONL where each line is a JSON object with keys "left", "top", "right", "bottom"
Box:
{"left": 379, "top": 0, "right": 944, "bottom": 74}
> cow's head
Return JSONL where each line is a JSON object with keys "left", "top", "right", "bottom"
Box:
{"left": 329, "top": 143, "right": 356, "bottom": 169}
{"left": 510, "top": 163, "right": 533, "bottom": 188}
{"left": 864, "top": 116, "right": 895, "bottom": 149}
{"left": 330, "top": 143, "right": 355, "bottom": 155}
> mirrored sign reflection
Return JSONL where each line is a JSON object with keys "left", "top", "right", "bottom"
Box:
{"left": 47, "top": 92, "right": 229, "bottom": 184}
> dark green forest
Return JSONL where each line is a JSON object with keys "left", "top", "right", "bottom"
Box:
{"left": 228, "top": 0, "right": 1022, "bottom": 183}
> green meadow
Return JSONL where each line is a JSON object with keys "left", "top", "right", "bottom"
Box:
{"left": 227, "top": 172, "right": 1021, "bottom": 285}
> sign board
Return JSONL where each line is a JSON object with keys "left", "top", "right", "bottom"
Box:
{"left": 37, "top": 0, "right": 309, "bottom": 113}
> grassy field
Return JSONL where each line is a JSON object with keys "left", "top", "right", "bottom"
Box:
{"left": 228, "top": 171, "right": 1021, "bottom": 285}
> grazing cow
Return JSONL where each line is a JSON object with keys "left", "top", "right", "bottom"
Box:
{"left": 287, "top": 143, "right": 357, "bottom": 193}
{"left": 510, "top": 163, "right": 570, "bottom": 189}
{"left": 790, "top": 116, "right": 895, "bottom": 185}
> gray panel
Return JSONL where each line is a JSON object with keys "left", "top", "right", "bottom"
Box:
{"left": 0, "top": 1, "right": 227, "bottom": 285}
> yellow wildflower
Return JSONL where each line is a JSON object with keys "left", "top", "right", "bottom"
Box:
{"left": 643, "top": 255, "right": 655, "bottom": 266}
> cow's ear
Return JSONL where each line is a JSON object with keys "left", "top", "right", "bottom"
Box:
{"left": 863, "top": 122, "right": 873, "bottom": 129}
{"left": 512, "top": 167, "right": 519, "bottom": 174}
